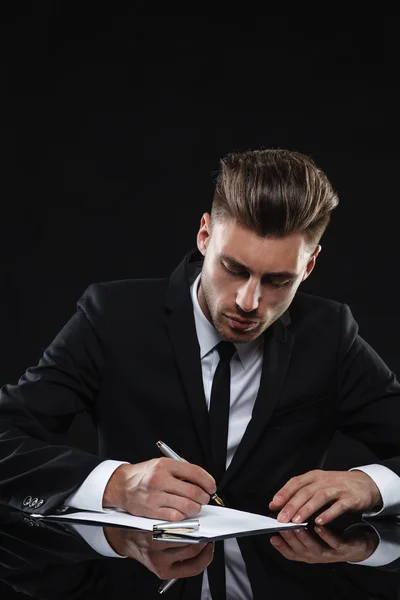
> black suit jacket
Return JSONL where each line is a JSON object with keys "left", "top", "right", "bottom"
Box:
{"left": 1, "top": 248, "right": 400, "bottom": 515}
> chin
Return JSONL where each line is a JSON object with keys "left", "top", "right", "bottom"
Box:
{"left": 217, "top": 323, "right": 263, "bottom": 344}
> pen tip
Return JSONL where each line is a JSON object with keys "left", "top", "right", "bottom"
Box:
{"left": 212, "top": 494, "right": 225, "bottom": 507}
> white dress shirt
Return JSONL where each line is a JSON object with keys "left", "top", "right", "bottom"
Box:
{"left": 65, "top": 273, "right": 400, "bottom": 572}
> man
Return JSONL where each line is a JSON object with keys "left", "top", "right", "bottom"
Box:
{"left": 1, "top": 148, "right": 400, "bottom": 528}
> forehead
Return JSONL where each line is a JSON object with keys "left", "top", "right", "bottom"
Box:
{"left": 212, "top": 220, "right": 310, "bottom": 273}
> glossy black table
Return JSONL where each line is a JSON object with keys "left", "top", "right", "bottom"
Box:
{"left": 0, "top": 497, "right": 399, "bottom": 600}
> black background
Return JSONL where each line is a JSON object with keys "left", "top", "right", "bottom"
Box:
{"left": 0, "top": 7, "right": 397, "bottom": 472}
{"left": 0, "top": 5, "right": 398, "bottom": 598}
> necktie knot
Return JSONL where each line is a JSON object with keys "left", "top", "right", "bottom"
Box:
{"left": 216, "top": 341, "right": 236, "bottom": 362}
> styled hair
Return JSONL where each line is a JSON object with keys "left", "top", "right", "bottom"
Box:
{"left": 211, "top": 148, "right": 339, "bottom": 246}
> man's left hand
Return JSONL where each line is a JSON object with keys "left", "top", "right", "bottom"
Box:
{"left": 269, "top": 470, "right": 382, "bottom": 525}
{"left": 270, "top": 525, "right": 379, "bottom": 564}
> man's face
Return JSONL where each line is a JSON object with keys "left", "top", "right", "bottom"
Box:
{"left": 197, "top": 214, "right": 320, "bottom": 343}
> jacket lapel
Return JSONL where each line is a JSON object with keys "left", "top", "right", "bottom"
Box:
{"left": 164, "top": 250, "right": 213, "bottom": 471}
{"left": 221, "top": 314, "right": 294, "bottom": 488}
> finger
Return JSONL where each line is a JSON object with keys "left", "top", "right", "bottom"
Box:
{"left": 314, "top": 526, "right": 345, "bottom": 550}
{"left": 156, "top": 494, "right": 201, "bottom": 521}
{"left": 313, "top": 499, "right": 353, "bottom": 526}
{"left": 162, "top": 491, "right": 203, "bottom": 517}
{"left": 151, "top": 538, "right": 205, "bottom": 551}
{"left": 269, "top": 471, "right": 319, "bottom": 509}
{"left": 126, "top": 486, "right": 203, "bottom": 521}
{"left": 151, "top": 540, "right": 191, "bottom": 550}
{"left": 168, "top": 543, "right": 215, "bottom": 579}
{"left": 279, "top": 530, "right": 310, "bottom": 553}
{"left": 270, "top": 536, "right": 298, "bottom": 560}
{"left": 270, "top": 535, "right": 282, "bottom": 546}
{"left": 270, "top": 535, "right": 286, "bottom": 548}
{"left": 167, "top": 460, "right": 217, "bottom": 496}
{"left": 293, "top": 528, "right": 327, "bottom": 552}
{"left": 125, "top": 530, "right": 156, "bottom": 549}
{"left": 275, "top": 483, "right": 320, "bottom": 523}
{"left": 278, "top": 482, "right": 343, "bottom": 525}
{"left": 163, "top": 477, "right": 211, "bottom": 506}
{"left": 155, "top": 541, "right": 208, "bottom": 563}
{"left": 125, "top": 496, "right": 190, "bottom": 521}
{"left": 152, "top": 506, "right": 190, "bottom": 521}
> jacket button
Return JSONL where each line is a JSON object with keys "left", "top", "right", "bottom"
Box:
{"left": 22, "top": 496, "right": 32, "bottom": 507}
{"left": 36, "top": 499, "right": 44, "bottom": 508}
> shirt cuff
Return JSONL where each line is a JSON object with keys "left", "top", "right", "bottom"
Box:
{"left": 347, "top": 522, "right": 400, "bottom": 567}
{"left": 64, "top": 460, "right": 129, "bottom": 512}
{"left": 68, "top": 522, "right": 127, "bottom": 558}
{"left": 350, "top": 464, "right": 400, "bottom": 517}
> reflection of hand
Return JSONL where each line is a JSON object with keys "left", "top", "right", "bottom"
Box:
{"left": 270, "top": 525, "right": 379, "bottom": 564}
{"left": 103, "top": 459, "right": 216, "bottom": 521}
{"left": 269, "top": 470, "right": 382, "bottom": 525}
{"left": 104, "top": 527, "right": 214, "bottom": 580}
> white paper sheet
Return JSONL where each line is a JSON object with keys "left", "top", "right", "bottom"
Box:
{"left": 32, "top": 505, "right": 306, "bottom": 540}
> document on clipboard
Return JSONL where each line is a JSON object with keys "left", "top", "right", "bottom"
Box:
{"left": 32, "top": 504, "right": 307, "bottom": 541}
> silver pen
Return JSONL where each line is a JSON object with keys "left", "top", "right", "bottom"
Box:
{"left": 158, "top": 578, "right": 178, "bottom": 594}
{"left": 156, "top": 440, "right": 225, "bottom": 507}
{"left": 153, "top": 519, "right": 200, "bottom": 534}
{"left": 153, "top": 533, "right": 201, "bottom": 544}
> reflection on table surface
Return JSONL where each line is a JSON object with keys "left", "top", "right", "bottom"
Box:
{"left": 1, "top": 494, "right": 400, "bottom": 599}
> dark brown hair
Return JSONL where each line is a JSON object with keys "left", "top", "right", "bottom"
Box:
{"left": 211, "top": 148, "right": 339, "bottom": 246}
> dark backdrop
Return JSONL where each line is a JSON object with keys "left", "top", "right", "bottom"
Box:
{"left": 0, "top": 7, "right": 397, "bottom": 466}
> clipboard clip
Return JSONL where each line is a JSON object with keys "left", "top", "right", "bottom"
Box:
{"left": 153, "top": 519, "right": 200, "bottom": 535}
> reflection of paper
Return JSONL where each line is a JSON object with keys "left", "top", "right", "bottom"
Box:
{"left": 32, "top": 505, "right": 306, "bottom": 540}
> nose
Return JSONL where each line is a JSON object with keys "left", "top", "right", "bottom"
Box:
{"left": 236, "top": 280, "right": 260, "bottom": 313}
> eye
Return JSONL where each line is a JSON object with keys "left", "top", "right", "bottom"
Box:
{"left": 229, "top": 269, "right": 248, "bottom": 277}
{"left": 268, "top": 280, "right": 292, "bottom": 289}
{"left": 221, "top": 261, "right": 248, "bottom": 277}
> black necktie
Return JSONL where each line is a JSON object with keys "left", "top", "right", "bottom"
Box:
{"left": 206, "top": 540, "right": 226, "bottom": 600}
{"left": 209, "top": 341, "right": 236, "bottom": 483}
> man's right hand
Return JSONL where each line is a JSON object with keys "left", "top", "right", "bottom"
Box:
{"left": 102, "top": 458, "right": 216, "bottom": 520}
{"left": 103, "top": 528, "right": 214, "bottom": 580}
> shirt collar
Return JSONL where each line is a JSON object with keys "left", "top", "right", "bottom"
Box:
{"left": 190, "top": 273, "right": 263, "bottom": 369}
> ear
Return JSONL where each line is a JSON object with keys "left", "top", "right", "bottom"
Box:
{"left": 301, "top": 245, "right": 322, "bottom": 282}
{"left": 197, "top": 213, "right": 211, "bottom": 256}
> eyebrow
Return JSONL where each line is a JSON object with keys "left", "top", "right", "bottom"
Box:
{"left": 220, "top": 253, "right": 299, "bottom": 280}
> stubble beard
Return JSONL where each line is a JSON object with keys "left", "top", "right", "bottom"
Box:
{"left": 201, "top": 277, "right": 265, "bottom": 344}
{"left": 201, "top": 281, "right": 291, "bottom": 344}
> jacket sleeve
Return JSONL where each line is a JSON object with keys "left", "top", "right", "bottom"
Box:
{"left": 0, "top": 283, "right": 109, "bottom": 515}
{"left": 337, "top": 303, "right": 400, "bottom": 476}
